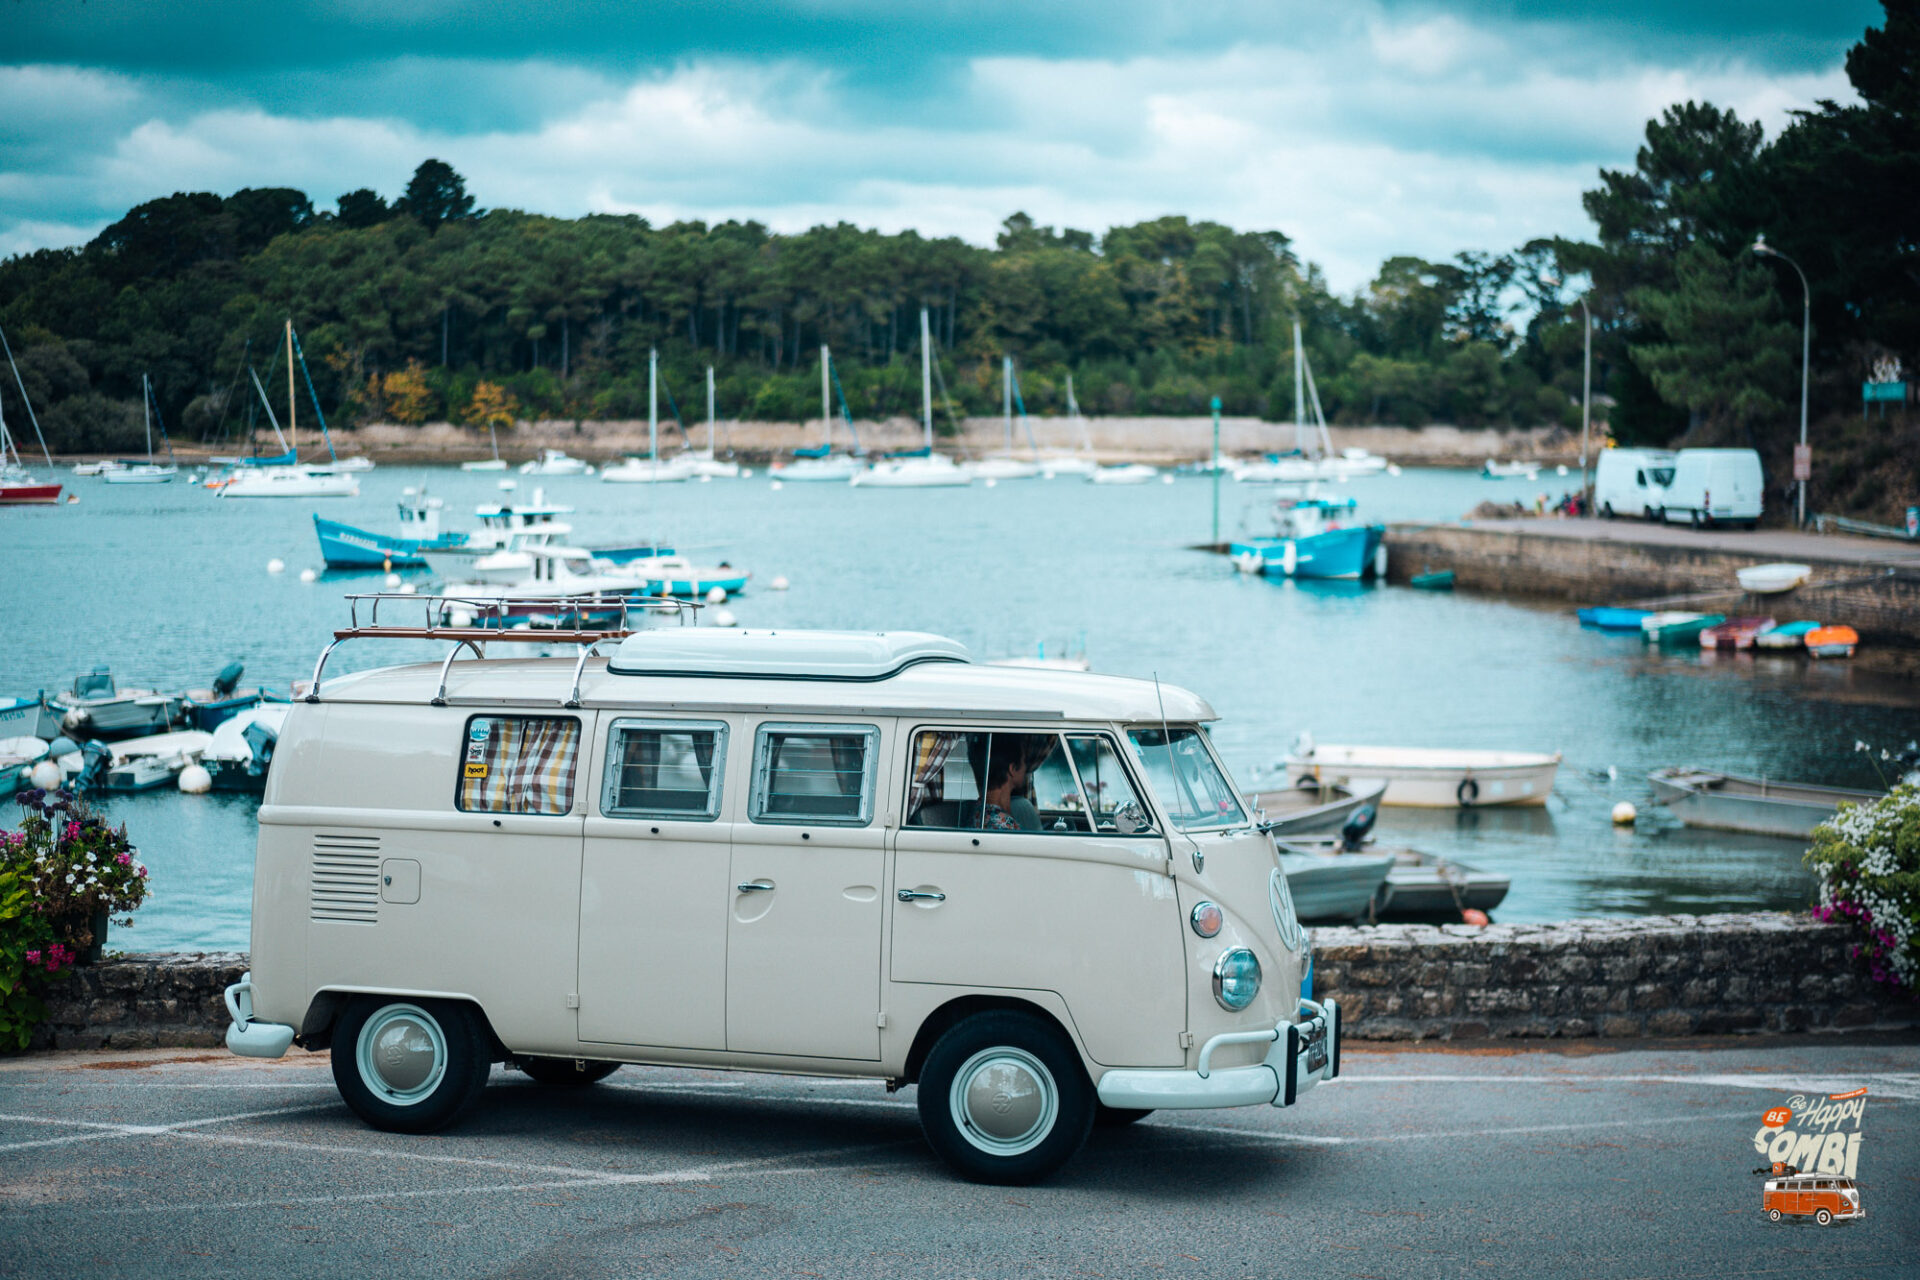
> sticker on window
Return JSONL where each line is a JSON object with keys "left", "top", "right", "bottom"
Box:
{"left": 456, "top": 716, "right": 580, "bottom": 814}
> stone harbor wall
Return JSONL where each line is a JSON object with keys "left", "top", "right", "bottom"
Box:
{"left": 1310, "top": 913, "right": 1919, "bottom": 1041}
{"left": 23, "top": 916, "right": 1918, "bottom": 1051}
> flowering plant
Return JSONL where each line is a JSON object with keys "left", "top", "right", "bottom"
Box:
{"left": 1806, "top": 780, "right": 1920, "bottom": 996}
{"left": 4, "top": 788, "right": 150, "bottom": 960}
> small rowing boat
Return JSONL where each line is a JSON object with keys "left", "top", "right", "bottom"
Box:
{"left": 1754, "top": 620, "right": 1821, "bottom": 650}
{"left": 1278, "top": 835, "right": 1510, "bottom": 921}
{"left": 1578, "top": 606, "right": 1652, "bottom": 632}
{"left": 1248, "top": 777, "right": 1387, "bottom": 838}
{"left": 1284, "top": 736, "right": 1559, "bottom": 808}
{"left": 1699, "top": 616, "right": 1775, "bottom": 650}
{"left": 1648, "top": 767, "right": 1882, "bottom": 838}
{"left": 1641, "top": 612, "right": 1724, "bottom": 644}
{"left": 1805, "top": 625, "right": 1858, "bottom": 658}
{"left": 1736, "top": 563, "right": 1811, "bottom": 594}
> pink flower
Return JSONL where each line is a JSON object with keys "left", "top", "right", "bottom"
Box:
{"left": 137, "top": 867, "right": 148, "bottom": 878}
{"left": 24, "top": 949, "right": 40, "bottom": 966}
{"left": 115, "top": 852, "right": 131, "bottom": 866}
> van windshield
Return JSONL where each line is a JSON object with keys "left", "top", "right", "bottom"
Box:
{"left": 1126, "top": 726, "right": 1246, "bottom": 831}
{"left": 1651, "top": 467, "right": 1675, "bottom": 486}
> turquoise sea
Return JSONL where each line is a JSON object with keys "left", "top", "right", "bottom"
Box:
{"left": 4, "top": 463, "right": 1914, "bottom": 951}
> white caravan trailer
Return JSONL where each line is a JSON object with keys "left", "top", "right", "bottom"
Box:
{"left": 1593, "top": 448, "right": 1676, "bottom": 520}
{"left": 224, "top": 598, "right": 1338, "bottom": 1184}
{"left": 1661, "top": 448, "right": 1764, "bottom": 527}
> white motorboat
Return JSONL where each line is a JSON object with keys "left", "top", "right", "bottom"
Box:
{"left": 72, "top": 460, "right": 125, "bottom": 477}
{"left": 1277, "top": 849, "right": 1397, "bottom": 923}
{"left": 776, "top": 454, "right": 864, "bottom": 482}
{"left": 1279, "top": 835, "right": 1511, "bottom": 921}
{"left": 1037, "top": 454, "right": 1100, "bottom": 477}
{"left": 0, "top": 694, "right": 60, "bottom": 739}
{"left": 1284, "top": 735, "right": 1560, "bottom": 808}
{"left": 602, "top": 456, "right": 694, "bottom": 483}
{"left": 461, "top": 458, "right": 509, "bottom": 472}
{"left": 1249, "top": 776, "right": 1388, "bottom": 838}
{"left": 322, "top": 455, "right": 376, "bottom": 472}
{"left": 101, "top": 729, "right": 214, "bottom": 792}
{"left": 218, "top": 465, "right": 359, "bottom": 498}
{"left": 1736, "top": 563, "right": 1812, "bottom": 594}
{"left": 1090, "top": 463, "right": 1158, "bottom": 485}
{"left": 519, "top": 449, "right": 594, "bottom": 476}
{"left": 1482, "top": 458, "right": 1541, "bottom": 479}
{"left": 420, "top": 522, "right": 574, "bottom": 584}
{"left": 53, "top": 667, "right": 185, "bottom": 739}
{"left": 969, "top": 456, "right": 1041, "bottom": 480}
{"left": 203, "top": 702, "right": 291, "bottom": 793}
{"left": 1648, "top": 767, "right": 1883, "bottom": 839}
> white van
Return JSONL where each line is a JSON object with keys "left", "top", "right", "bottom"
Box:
{"left": 224, "top": 622, "right": 1338, "bottom": 1184}
{"left": 1661, "top": 448, "right": 1764, "bottom": 527}
{"left": 1593, "top": 448, "right": 1675, "bottom": 520}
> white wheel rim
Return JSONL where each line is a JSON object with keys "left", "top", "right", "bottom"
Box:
{"left": 356, "top": 1003, "right": 448, "bottom": 1106}
{"left": 950, "top": 1046, "right": 1058, "bottom": 1157}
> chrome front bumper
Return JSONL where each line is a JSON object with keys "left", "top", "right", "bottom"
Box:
{"left": 1095, "top": 998, "right": 1340, "bottom": 1111}
{"left": 224, "top": 973, "right": 296, "bottom": 1059}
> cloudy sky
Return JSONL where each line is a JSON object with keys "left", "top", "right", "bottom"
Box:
{"left": 1, "top": 1, "right": 1878, "bottom": 290}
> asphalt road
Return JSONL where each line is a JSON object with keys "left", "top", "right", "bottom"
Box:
{"left": 2, "top": 1037, "right": 1915, "bottom": 1279}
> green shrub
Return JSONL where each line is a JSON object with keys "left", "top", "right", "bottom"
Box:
{"left": 1805, "top": 780, "right": 1920, "bottom": 995}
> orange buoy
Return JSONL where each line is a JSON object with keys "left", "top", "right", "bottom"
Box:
{"left": 1460, "top": 908, "right": 1490, "bottom": 927}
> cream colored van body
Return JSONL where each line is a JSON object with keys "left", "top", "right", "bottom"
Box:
{"left": 227, "top": 630, "right": 1338, "bottom": 1181}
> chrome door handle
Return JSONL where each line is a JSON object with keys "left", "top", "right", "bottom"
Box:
{"left": 896, "top": 889, "right": 946, "bottom": 902}
{"left": 736, "top": 882, "right": 773, "bottom": 893}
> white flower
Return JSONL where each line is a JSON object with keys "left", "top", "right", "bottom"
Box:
{"left": 65, "top": 873, "right": 74, "bottom": 884}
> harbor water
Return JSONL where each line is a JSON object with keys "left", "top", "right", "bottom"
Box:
{"left": 5, "top": 464, "right": 1915, "bottom": 951}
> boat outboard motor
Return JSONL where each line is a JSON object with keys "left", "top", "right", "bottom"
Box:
{"left": 242, "top": 718, "right": 279, "bottom": 780}
{"left": 212, "top": 662, "right": 245, "bottom": 698}
{"left": 72, "top": 740, "right": 114, "bottom": 790}
{"left": 1339, "top": 803, "right": 1378, "bottom": 851}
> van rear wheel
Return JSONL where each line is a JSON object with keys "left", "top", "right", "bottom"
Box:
{"left": 517, "top": 1057, "right": 621, "bottom": 1087}
{"left": 332, "top": 996, "right": 491, "bottom": 1134}
{"left": 917, "top": 1011, "right": 1094, "bottom": 1185}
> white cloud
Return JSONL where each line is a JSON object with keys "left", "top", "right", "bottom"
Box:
{"left": 0, "top": 13, "right": 1857, "bottom": 292}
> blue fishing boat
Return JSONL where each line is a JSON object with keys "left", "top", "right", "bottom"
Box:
{"left": 1577, "top": 606, "right": 1653, "bottom": 632}
{"left": 314, "top": 488, "right": 470, "bottom": 569}
{"left": 1229, "top": 495, "right": 1386, "bottom": 581}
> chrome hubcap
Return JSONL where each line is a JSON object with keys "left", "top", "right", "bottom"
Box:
{"left": 950, "top": 1047, "right": 1057, "bottom": 1156}
{"left": 356, "top": 1004, "right": 448, "bottom": 1105}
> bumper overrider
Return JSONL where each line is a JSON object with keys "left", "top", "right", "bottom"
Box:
{"left": 1095, "top": 998, "right": 1340, "bottom": 1111}
{"left": 224, "top": 973, "right": 296, "bottom": 1058}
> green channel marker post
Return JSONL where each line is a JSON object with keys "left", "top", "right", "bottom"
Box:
{"left": 1210, "top": 395, "right": 1222, "bottom": 544}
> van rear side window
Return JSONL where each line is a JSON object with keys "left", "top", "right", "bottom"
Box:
{"left": 603, "top": 719, "right": 727, "bottom": 820}
{"left": 456, "top": 716, "right": 581, "bottom": 815}
{"left": 750, "top": 723, "right": 878, "bottom": 825}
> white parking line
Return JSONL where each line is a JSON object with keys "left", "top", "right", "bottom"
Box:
{"left": 1342, "top": 1073, "right": 1920, "bottom": 1100}
{"left": 1159, "top": 1107, "right": 1762, "bottom": 1147}
{"left": 0, "top": 1104, "right": 331, "bottom": 1148}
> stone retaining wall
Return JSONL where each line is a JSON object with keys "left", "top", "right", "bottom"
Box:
{"left": 22, "top": 916, "right": 1917, "bottom": 1051}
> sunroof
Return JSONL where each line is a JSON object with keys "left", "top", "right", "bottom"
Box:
{"left": 607, "top": 629, "right": 971, "bottom": 680}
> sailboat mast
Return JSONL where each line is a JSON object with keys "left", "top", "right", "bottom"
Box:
{"left": 820, "top": 345, "right": 831, "bottom": 453}
{"left": 142, "top": 374, "right": 153, "bottom": 460}
{"left": 707, "top": 365, "right": 716, "bottom": 454}
{"left": 648, "top": 348, "right": 658, "bottom": 461}
{"left": 1003, "top": 357, "right": 1013, "bottom": 453}
{"left": 286, "top": 319, "right": 297, "bottom": 460}
{"left": 1292, "top": 319, "right": 1306, "bottom": 455}
{"left": 920, "top": 308, "right": 933, "bottom": 449}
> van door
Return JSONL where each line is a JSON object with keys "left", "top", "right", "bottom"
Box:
{"left": 890, "top": 728, "right": 1185, "bottom": 1068}
{"left": 726, "top": 721, "right": 889, "bottom": 1060}
{"left": 578, "top": 717, "right": 735, "bottom": 1049}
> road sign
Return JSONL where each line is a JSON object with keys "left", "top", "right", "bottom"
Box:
{"left": 1793, "top": 444, "right": 1812, "bottom": 482}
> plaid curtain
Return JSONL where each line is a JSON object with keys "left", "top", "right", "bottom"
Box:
{"left": 460, "top": 717, "right": 580, "bottom": 814}
{"left": 908, "top": 731, "right": 962, "bottom": 816}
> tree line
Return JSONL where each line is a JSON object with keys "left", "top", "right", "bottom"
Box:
{"left": 0, "top": 5, "right": 1912, "bottom": 472}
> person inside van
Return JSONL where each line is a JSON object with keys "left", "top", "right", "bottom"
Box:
{"left": 983, "top": 735, "right": 1045, "bottom": 831}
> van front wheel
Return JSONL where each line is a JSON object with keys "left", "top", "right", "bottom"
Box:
{"left": 917, "top": 1011, "right": 1094, "bottom": 1185}
{"left": 1816, "top": 1209, "right": 1832, "bottom": 1226}
{"left": 332, "top": 996, "right": 491, "bottom": 1134}
{"left": 1768, "top": 1208, "right": 1782, "bottom": 1222}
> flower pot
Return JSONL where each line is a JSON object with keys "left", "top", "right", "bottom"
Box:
{"left": 81, "top": 906, "right": 109, "bottom": 965}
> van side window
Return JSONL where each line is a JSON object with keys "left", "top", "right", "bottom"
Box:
{"left": 1067, "top": 735, "right": 1157, "bottom": 835}
{"left": 905, "top": 731, "right": 1095, "bottom": 833}
{"left": 749, "top": 723, "right": 878, "bottom": 826}
{"left": 602, "top": 719, "right": 727, "bottom": 820}
{"left": 456, "top": 716, "right": 581, "bottom": 815}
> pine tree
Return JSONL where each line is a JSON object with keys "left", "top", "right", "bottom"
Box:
{"left": 1630, "top": 244, "right": 1794, "bottom": 430}
{"left": 399, "top": 160, "right": 475, "bottom": 233}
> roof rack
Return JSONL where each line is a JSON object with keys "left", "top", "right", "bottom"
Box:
{"left": 307, "top": 592, "right": 700, "bottom": 707}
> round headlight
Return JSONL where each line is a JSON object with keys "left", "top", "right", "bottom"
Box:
{"left": 1190, "top": 901, "right": 1223, "bottom": 938}
{"left": 1212, "top": 948, "right": 1262, "bottom": 1011}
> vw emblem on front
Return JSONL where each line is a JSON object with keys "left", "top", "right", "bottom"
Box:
{"left": 1269, "top": 868, "right": 1306, "bottom": 953}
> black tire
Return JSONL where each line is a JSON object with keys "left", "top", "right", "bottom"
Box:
{"left": 1457, "top": 778, "right": 1479, "bottom": 807}
{"left": 1816, "top": 1209, "right": 1831, "bottom": 1226}
{"left": 1094, "top": 1104, "right": 1154, "bottom": 1128}
{"left": 1689, "top": 509, "right": 1702, "bottom": 529}
{"left": 1601, "top": 502, "right": 1615, "bottom": 520}
{"left": 331, "top": 996, "right": 491, "bottom": 1134}
{"left": 516, "top": 1057, "right": 621, "bottom": 1087}
{"left": 917, "top": 1011, "right": 1095, "bottom": 1185}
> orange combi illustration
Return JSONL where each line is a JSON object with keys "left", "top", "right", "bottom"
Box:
{"left": 1752, "top": 1088, "right": 1868, "bottom": 1226}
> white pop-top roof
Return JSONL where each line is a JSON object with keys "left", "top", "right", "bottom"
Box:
{"left": 608, "top": 629, "right": 971, "bottom": 680}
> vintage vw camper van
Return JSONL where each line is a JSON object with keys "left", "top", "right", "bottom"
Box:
{"left": 1763, "top": 1174, "right": 1863, "bottom": 1225}
{"left": 224, "top": 623, "right": 1338, "bottom": 1183}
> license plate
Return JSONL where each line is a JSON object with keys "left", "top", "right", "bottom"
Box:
{"left": 1303, "top": 1022, "right": 1329, "bottom": 1075}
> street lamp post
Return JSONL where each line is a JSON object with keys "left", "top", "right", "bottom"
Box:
{"left": 1543, "top": 275, "right": 1593, "bottom": 506}
{"left": 1753, "top": 235, "right": 1811, "bottom": 527}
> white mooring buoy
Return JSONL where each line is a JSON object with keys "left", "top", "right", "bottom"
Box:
{"left": 385, "top": 573, "right": 402, "bottom": 588}
{"left": 299, "top": 568, "right": 317, "bottom": 583}
{"left": 178, "top": 764, "right": 213, "bottom": 794}
{"left": 1611, "top": 801, "right": 1637, "bottom": 826}
{"left": 769, "top": 575, "right": 790, "bottom": 591}
{"left": 714, "top": 608, "right": 738, "bottom": 628}
{"left": 29, "top": 760, "right": 63, "bottom": 791}
{"left": 267, "top": 558, "right": 286, "bottom": 574}
{"left": 770, "top": 479, "right": 784, "bottom": 491}
{"left": 705, "top": 586, "right": 728, "bottom": 604}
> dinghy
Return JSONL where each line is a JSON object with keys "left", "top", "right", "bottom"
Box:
{"left": 1736, "top": 563, "right": 1811, "bottom": 594}
{"left": 1277, "top": 836, "right": 1510, "bottom": 921}
{"left": 1284, "top": 736, "right": 1559, "bottom": 807}
{"left": 0, "top": 737, "right": 49, "bottom": 794}
{"left": 1699, "top": 617, "right": 1775, "bottom": 650}
{"left": 1276, "top": 848, "right": 1397, "bottom": 923}
{"left": 1481, "top": 458, "right": 1540, "bottom": 479}
{"left": 101, "top": 729, "right": 214, "bottom": 791}
{"left": 1248, "top": 777, "right": 1387, "bottom": 838}
{"left": 518, "top": 449, "right": 594, "bottom": 476}
{"left": 1753, "top": 620, "right": 1821, "bottom": 650}
{"left": 1648, "top": 767, "right": 1883, "bottom": 838}
{"left": 202, "top": 703, "right": 291, "bottom": 794}
{"left": 1805, "top": 625, "right": 1858, "bottom": 658}
{"left": 1641, "top": 612, "right": 1724, "bottom": 644}
{"left": 1577, "top": 606, "right": 1652, "bottom": 631}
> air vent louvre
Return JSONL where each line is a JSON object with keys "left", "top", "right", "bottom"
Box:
{"left": 311, "top": 833, "right": 381, "bottom": 925}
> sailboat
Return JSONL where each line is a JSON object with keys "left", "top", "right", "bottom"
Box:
{"left": 218, "top": 321, "right": 359, "bottom": 497}
{"left": 968, "top": 357, "right": 1041, "bottom": 479}
{"left": 774, "top": 345, "right": 865, "bottom": 482}
{"left": 101, "top": 376, "right": 179, "bottom": 483}
{"left": 0, "top": 324, "right": 61, "bottom": 505}
{"left": 1236, "top": 322, "right": 1387, "bottom": 483}
{"left": 678, "top": 367, "right": 742, "bottom": 477}
{"left": 603, "top": 350, "right": 694, "bottom": 483}
{"left": 852, "top": 309, "right": 972, "bottom": 488}
{"left": 460, "top": 415, "right": 509, "bottom": 472}
{"left": 1036, "top": 373, "right": 1100, "bottom": 477}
